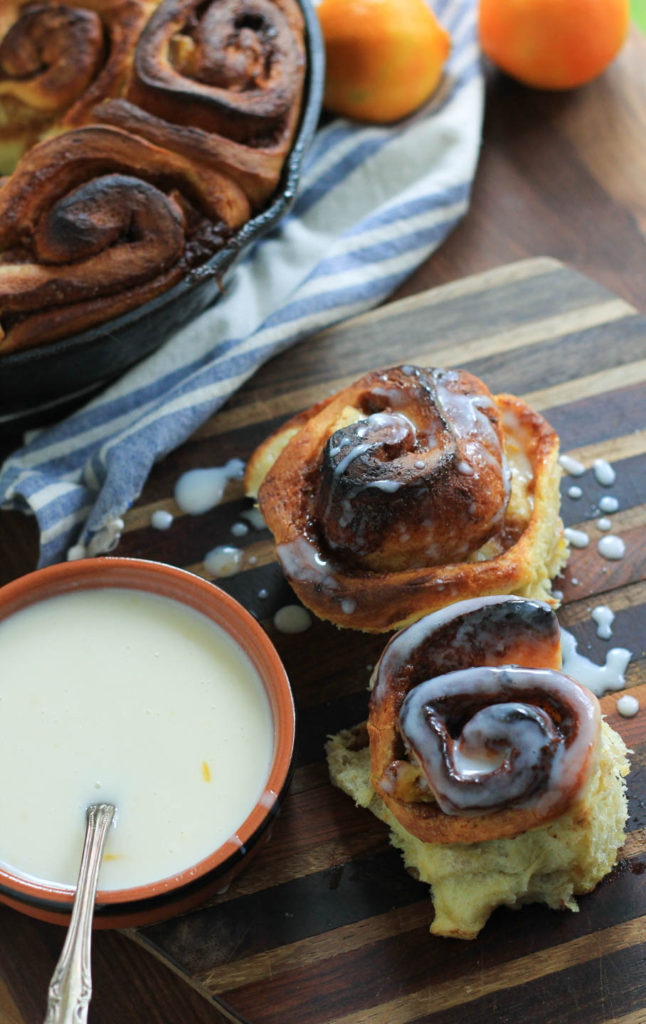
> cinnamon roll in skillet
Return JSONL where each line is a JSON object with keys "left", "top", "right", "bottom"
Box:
{"left": 245, "top": 365, "right": 568, "bottom": 632}
{"left": 327, "top": 596, "right": 629, "bottom": 939}
{"left": 0, "top": 125, "right": 250, "bottom": 352}
{"left": 0, "top": 0, "right": 154, "bottom": 172}
{"left": 94, "top": 0, "right": 307, "bottom": 206}
{"left": 0, "top": 0, "right": 306, "bottom": 353}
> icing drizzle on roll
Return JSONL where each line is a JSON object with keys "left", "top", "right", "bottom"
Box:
{"left": 398, "top": 665, "right": 599, "bottom": 818}
{"left": 313, "top": 366, "right": 510, "bottom": 572}
{"left": 367, "top": 596, "right": 601, "bottom": 842}
{"left": 245, "top": 367, "right": 566, "bottom": 633}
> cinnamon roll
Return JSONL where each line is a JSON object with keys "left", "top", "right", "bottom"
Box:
{"left": 0, "top": 125, "right": 250, "bottom": 352}
{"left": 0, "top": 0, "right": 307, "bottom": 353}
{"left": 245, "top": 365, "right": 568, "bottom": 632}
{"left": 94, "top": 0, "right": 307, "bottom": 206}
{"left": 0, "top": 1, "right": 153, "bottom": 172}
{"left": 327, "top": 596, "right": 629, "bottom": 938}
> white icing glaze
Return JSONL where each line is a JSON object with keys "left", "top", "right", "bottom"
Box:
{"left": 593, "top": 459, "right": 616, "bottom": 486}
{"left": 87, "top": 517, "right": 124, "bottom": 556}
{"left": 151, "top": 509, "right": 174, "bottom": 531}
{"left": 204, "top": 545, "right": 243, "bottom": 577}
{"left": 617, "top": 695, "right": 639, "bottom": 718}
{"left": 564, "top": 527, "right": 590, "bottom": 548}
{"left": 560, "top": 628, "right": 631, "bottom": 696}
{"left": 66, "top": 544, "right": 87, "bottom": 561}
{"left": 372, "top": 595, "right": 547, "bottom": 699}
{"left": 241, "top": 507, "right": 266, "bottom": 531}
{"left": 231, "top": 521, "right": 249, "bottom": 537}
{"left": 398, "top": 666, "right": 598, "bottom": 816}
{"left": 591, "top": 605, "right": 614, "bottom": 640}
{"left": 559, "top": 454, "right": 585, "bottom": 476}
{"left": 567, "top": 485, "right": 583, "bottom": 499}
{"left": 277, "top": 536, "right": 339, "bottom": 594}
{"left": 598, "top": 535, "right": 626, "bottom": 560}
{"left": 174, "top": 458, "right": 245, "bottom": 515}
{"left": 0, "top": 588, "right": 273, "bottom": 890}
{"left": 596, "top": 518, "right": 612, "bottom": 531}
{"left": 599, "top": 495, "right": 619, "bottom": 513}
{"left": 273, "top": 605, "right": 312, "bottom": 634}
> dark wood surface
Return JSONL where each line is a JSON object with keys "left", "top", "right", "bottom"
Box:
{"left": 1, "top": 26, "right": 646, "bottom": 1024}
{"left": 127, "top": 255, "right": 646, "bottom": 1024}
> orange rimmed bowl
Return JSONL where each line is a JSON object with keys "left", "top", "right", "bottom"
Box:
{"left": 0, "top": 556, "right": 295, "bottom": 928}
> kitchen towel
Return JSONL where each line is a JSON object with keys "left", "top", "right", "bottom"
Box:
{"left": 0, "top": 0, "right": 484, "bottom": 566}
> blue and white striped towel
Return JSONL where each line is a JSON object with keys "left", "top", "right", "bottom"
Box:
{"left": 0, "top": 0, "right": 483, "bottom": 567}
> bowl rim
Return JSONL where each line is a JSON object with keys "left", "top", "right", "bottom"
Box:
{"left": 0, "top": 556, "right": 296, "bottom": 913}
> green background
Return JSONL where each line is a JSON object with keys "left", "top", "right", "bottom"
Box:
{"left": 633, "top": 0, "right": 646, "bottom": 32}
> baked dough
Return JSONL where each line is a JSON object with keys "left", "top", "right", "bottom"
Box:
{"left": 0, "top": 0, "right": 306, "bottom": 353}
{"left": 326, "top": 596, "right": 629, "bottom": 938}
{"left": 246, "top": 365, "right": 568, "bottom": 632}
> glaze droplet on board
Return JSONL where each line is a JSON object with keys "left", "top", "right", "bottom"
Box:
{"left": 598, "top": 535, "right": 626, "bottom": 560}
{"left": 617, "top": 695, "right": 639, "bottom": 718}
{"left": 599, "top": 495, "right": 619, "bottom": 513}
{"left": 567, "top": 485, "right": 583, "bottom": 499}
{"left": 175, "top": 459, "right": 245, "bottom": 515}
{"left": 241, "top": 507, "right": 267, "bottom": 531}
{"left": 564, "top": 527, "right": 590, "bottom": 549}
{"left": 593, "top": 459, "right": 616, "bottom": 487}
{"left": 560, "top": 628, "right": 631, "bottom": 697}
{"left": 151, "top": 509, "right": 174, "bottom": 530}
{"left": 559, "top": 454, "right": 585, "bottom": 476}
{"left": 273, "top": 605, "right": 312, "bottom": 634}
{"left": 591, "top": 605, "right": 614, "bottom": 640}
{"left": 204, "top": 546, "right": 243, "bottom": 578}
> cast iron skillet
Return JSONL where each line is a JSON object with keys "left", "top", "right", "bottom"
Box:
{"left": 0, "top": 0, "right": 324, "bottom": 435}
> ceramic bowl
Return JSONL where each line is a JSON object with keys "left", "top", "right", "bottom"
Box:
{"left": 0, "top": 556, "right": 295, "bottom": 927}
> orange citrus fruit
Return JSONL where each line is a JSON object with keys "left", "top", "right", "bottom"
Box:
{"left": 478, "top": 0, "right": 630, "bottom": 90}
{"left": 317, "top": 0, "right": 451, "bottom": 123}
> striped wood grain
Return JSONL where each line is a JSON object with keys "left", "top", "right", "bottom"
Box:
{"left": 116, "top": 258, "right": 646, "bottom": 1024}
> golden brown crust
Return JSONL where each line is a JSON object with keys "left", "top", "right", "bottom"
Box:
{"left": 0, "top": 125, "right": 251, "bottom": 352}
{"left": 366, "top": 596, "right": 601, "bottom": 844}
{"left": 0, "top": 1, "right": 153, "bottom": 165}
{"left": 0, "top": 0, "right": 306, "bottom": 352}
{"left": 94, "top": 0, "right": 306, "bottom": 206}
{"left": 246, "top": 366, "right": 567, "bottom": 632}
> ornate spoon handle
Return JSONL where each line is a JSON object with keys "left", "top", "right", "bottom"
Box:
{"left": 43, "top": 802, "right": 115, "bottom": 1024}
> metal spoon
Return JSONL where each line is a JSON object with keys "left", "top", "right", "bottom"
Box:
{"left": 43, "top": 802, "right": 116, "bottom": 1024}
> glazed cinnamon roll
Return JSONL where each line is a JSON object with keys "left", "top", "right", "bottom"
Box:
{"left": 368, "top": 596, "right": 595, "bottom": 842}
{"left": 94, "top": 0, "right": 307, "bottom": 205}
{"left": 0, "top": 125, "right": 250, "bottom": 351}
{"left": 327, "top": 596, "right": 629, "bottom": 938}
{"left": 245, "top": 366, "right": 568, "bottom": 632}
{"left": 0, "top": 1, "right": 152, "bottom": 172}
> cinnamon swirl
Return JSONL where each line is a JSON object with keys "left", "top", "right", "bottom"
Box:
{"left": 245, "top": 365, "right": 568, "bottom": 632}
{"left": 94, "top": 0, "right": 307, "bottom": 205}
{"left": 327, "top": 596, "right": 629, "bottom": 938}
{"left": 0, "top": 0, "right": 307, "bottom": 354}
{"left": 0, "top": 1, "right": 153, "bottom": 172}
{"left": 0, "top": 125, "right": 250, "bottom": 352}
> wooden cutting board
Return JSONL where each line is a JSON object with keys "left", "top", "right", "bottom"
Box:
{"left": 115, "top": 256, "right": 646, "bottom": 1024}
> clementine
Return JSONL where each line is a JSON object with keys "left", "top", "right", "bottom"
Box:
{"left": 478, "top": 0, "right": 630, "bottom": 90}
{"left": 317, "top": 0, "right": 451, "bottom": 123}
